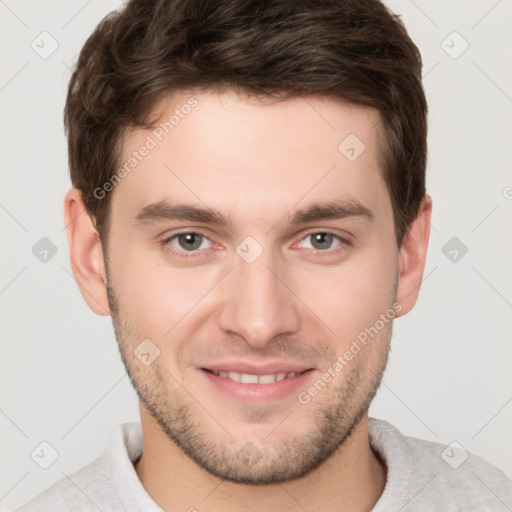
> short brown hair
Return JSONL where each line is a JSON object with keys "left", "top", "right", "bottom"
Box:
{"left": 65, "top": 0, "right": 427, "bottom": 248}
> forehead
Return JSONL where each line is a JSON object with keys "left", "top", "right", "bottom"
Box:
{"left": 112, "top": 89, "right": 390, "bottom": 227}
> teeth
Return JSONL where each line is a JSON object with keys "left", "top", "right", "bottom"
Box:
{"left": 259, "top": 374, "right": 278, "bottom": 384}
{"left": 211, "top": 370, "right": 299, "bottom": 384}
{"left": 228, "top": 371, "right": 241, "bottom": 382}
{"left": 240, "top": 373, "right": 259, "bottom": 384}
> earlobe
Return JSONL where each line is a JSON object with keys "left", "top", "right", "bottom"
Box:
{"left": 63, "top": 188, "right": 111, "bottom": 316}
{"left": 395, "top": 195, "right": 432, "bottom": 317}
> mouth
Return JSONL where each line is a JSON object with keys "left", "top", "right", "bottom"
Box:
{"left": 201, "top": 368, "right": 312, "bottom": 384}
{"left": 198, "top": 365, "right": 316, "bottom": 403}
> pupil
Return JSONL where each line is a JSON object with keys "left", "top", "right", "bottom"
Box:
{"left": 179, "top": 233, "right": 202, "bottom": 250}
{"left": 312, "top": 233, "right": 332, "bottom": 250}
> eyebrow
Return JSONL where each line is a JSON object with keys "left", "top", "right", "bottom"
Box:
{"left": 132, "top": 197, "right": 373, "bottom": 228}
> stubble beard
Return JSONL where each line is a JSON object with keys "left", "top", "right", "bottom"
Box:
{"left": 105, "top": 271, "right": 392, "bottom": 485}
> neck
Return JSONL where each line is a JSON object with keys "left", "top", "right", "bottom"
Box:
{"left": 134, "top": 405, "right": 386, "bottom": 512}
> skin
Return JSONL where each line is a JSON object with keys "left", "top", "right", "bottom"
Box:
{"left": 64, "top": 89, "right": 431, "bottom": 512}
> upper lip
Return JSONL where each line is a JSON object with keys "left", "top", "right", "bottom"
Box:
{"left": 201, "top": 361, "right": 313, "bottom": 375}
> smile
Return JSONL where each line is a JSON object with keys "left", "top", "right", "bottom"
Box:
{"left": 200, "top": 367, "right": 315, "bottom": 402}
{"left": 204, "top": 369, "right": 307, "bottom": 384}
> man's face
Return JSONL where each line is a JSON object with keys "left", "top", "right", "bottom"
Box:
{"left": 104, "top": 90, "right": 400, "bottom": 484}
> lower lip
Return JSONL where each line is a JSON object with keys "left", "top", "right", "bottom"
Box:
{"left": 199, "top": 368, "right": 316, "bottom": 403}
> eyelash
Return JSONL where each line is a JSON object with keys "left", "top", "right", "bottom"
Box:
{"left": 159, "top": 229, "right": 351, "bottom": 259}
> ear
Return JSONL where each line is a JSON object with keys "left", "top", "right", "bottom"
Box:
{"left": 395, "top": 195, "right": 432, "bottom": 317}
{"left": 63, "top": 188, "right": 111, "bottom": 316}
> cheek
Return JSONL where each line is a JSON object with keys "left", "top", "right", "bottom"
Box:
{"left": 294, "top": 248, "right": 397, "bottom": 342}
{"left": 108, "top": 221, "right": 398, "bottom": 350}
{"left": 108, "top": 241, "right": 211, "bottom": 336}
{"left": 128, "top": 272, "right": 211, "bottom": 332}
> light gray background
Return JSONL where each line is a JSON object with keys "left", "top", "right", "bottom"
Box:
{"left": 1, "top": 0, "right": 511, "bottom": 509}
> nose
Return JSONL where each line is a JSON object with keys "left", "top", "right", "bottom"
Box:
{"left": 216, "top": 249, "right": 301, "bottom": 350}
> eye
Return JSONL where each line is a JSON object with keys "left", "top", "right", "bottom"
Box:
{"left": 163, "top": 232, "right": 213, "bottom": 253}
{"left": 298, "top": 232, "right": 348, "bottom": 252}
{"left": 160, "top": 230, "right": 349, "bottom": 259}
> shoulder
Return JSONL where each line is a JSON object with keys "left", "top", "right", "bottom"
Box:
{"left": 14, "top": 457, "right": 115, "bottom": 512}
{"left": 14, "top": 422, "right": 144, "bottom": 512}
{"left": 369, "top": 418, "right": 512, "bottom": 511}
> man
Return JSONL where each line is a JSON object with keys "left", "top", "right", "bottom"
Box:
{"left": 16, "top": 0, "right": 512, "bottom": 510}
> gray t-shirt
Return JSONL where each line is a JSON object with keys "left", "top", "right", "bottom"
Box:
{"left": 15, "top": 418, "right": 512, "bottom": 511}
